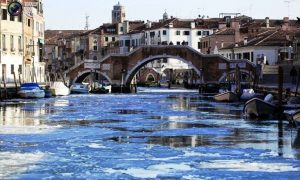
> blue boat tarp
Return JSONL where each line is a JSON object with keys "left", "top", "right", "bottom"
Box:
{"left": 20, "top": 83, "right": 42, "bottom": 90}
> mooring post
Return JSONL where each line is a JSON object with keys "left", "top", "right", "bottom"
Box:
{"left": 13, "top": 72, "right": 18, "bottom": 96}
{"left": 295, "top": 67, "right": 300, "bottom": 97}
{"left": 0, "top": 81, "right": 2, "bottom": 101}
{"left": 278, "top": 66, "right": 283, "bottom": 111}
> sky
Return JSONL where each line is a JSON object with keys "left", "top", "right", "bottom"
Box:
{"left": 44, "top": 0, "right": 300, "bottom": 30}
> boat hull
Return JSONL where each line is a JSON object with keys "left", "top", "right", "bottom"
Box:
{"left": 18, "top": 90, "right": 45, "bottom": 98}
{"left": 50, "top": 82, "right": 70, "bottom": 96}
{"left": 292, "top": 111, "right": 300, "bottom": 127}
{"left": 214, "top": 92, "right": 239, "bottom": 102}
{"left": 18, "top": 83, "right": 45, "bottom": 98}
{"left": 244, "top": 98, "right": 276, "bottom": 118}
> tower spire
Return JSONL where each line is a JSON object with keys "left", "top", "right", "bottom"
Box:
{"left": 85, "top": 14, "right": 89, "bottom": 30}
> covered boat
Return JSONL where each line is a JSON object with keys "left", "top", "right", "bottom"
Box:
{"left": 240, "top": 89, "right": 256, "bottom": 101}
{"left": 244, "top": 97, "right": 277, "bottom": 118}
{"left": 18, "top": 83, "right": 45, "bottom": 98}
{"left": 50, "top": 82, "right": 70, "bottom": 96}
{"left": 213, "top": 91, "right": 239, "bottom": 102}
{"left": 70, "top": 83, "right": 89, "bottom": 94}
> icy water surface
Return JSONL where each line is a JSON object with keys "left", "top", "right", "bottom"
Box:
{"left": 1, "top": 88, "right": 300, "bottom": 179}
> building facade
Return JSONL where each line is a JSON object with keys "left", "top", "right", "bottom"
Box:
{"left": 0, "top": 0, "right": 45, "bottom": 84}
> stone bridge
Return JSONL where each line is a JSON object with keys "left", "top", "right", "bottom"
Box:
{"left": 66, "top": 45, "right": 256, "bottom": 92}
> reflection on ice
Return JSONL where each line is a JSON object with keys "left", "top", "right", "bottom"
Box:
{"left": 199, "top": 160, "right": 300, "bottom": 172}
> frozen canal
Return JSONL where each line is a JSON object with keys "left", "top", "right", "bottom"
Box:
{"left": 1, "top": 88, "right": 300, "bottom": 179}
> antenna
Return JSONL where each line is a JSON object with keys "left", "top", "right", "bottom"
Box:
{"left": 85, "top": 14, "right": 89, "bottom": 30}
{"left": 284, "top": 0, "right": 294, "bottom": 18}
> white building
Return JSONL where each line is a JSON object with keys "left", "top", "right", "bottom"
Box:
{"left": 219, "top": 29, "right": 298, "bottom": 65}
{"left": 30, "top": 0, "right": 46, "bottom": 83}
{"left": 0, "top": 0, "right": 45, "bottom": 84}
{"left": 0, "top": 0, "right": 24, "bottom": 84}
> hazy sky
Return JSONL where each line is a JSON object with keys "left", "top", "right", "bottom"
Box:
{"left": 44, "top": 0, "right": 300, "bottom": 30}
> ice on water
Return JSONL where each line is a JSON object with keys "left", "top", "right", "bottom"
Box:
{"left": 0, "top": 89, "right": 300, "bottom": 179}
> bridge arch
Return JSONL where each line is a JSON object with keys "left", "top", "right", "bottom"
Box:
{"left": 124, "top": 55, "right": 202, "bottom": 86}
{"left": 72, "top": 70, "right": 113, "bottom": 85}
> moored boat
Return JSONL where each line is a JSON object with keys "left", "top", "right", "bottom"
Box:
{"left": 285, "top": 110, "right": 300, "bottom": 127}
{"left": 50, "top": 82, "right": 70, "bottom": 96}
{"left": 18, "top": 83, "right": 45, "bottom": 98}
{"left": 214, "top": 91, "right": 239, "bottom": 102}
{"left": 244, "top": 98, "right": 277, "bottom": 118}
{"left": 70, "top": 83, "right": 89, "bottom": 94}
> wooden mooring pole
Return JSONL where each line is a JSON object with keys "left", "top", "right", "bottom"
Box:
{"left": 295, "top": 67, "right": 300, "bottom": 97}
{"left": 278, "top": 66, "right": 283, "bottom": 111}
{"left": 13, "top": 72, "right": 18, "bottom": 96}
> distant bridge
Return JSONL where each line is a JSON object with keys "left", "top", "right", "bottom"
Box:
{"left": 66, "top": 45, "right": 256, "bottom": 92}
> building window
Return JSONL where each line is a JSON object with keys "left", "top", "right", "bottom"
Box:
{"left": 93, "top": 40, "right": 98, "bottom": 51}
{"left": 36, "top": 22, "right": 39, "bottom": 32}
{"left": 125, "top": 40, "right": 130, "bottom": 47}
{"left": 28, "top": 19, "right": 31, "bottom": 27}
{"left": 10, "top": 14, "right": 14, "bottom": 21}
{"left": 11, "top": 65, "right": 14, "bottom": 75}
{"left": 163, "top": 30, "right": 167, "bottom": 35}
{"left": 10, "top": 35, "right": 14, "bottom": 51}
{"left": 184, "top": 31, "right": 190, "bottom": 36}
{"left": 2, "top": 9, "right": 7, "bottom": 20}
{"left": 176, "top": 31, "right": 180, "bottom": 35}
{"left": 18, "top": 14, "right": 22, "bottom": 22}
{"left": 105, "top": 37, "right": 109, "bottom": 42}
{"left": 150, "top": 31, "right": 155, "bottom": 37}
{"left": 203, "top": 31, "right": 210, "bottom": 36}
{"left": 112, "top": 37, "right": 115, "bottom": 42}
{"left": 18, "top": 65, "right": 22, "bottom": 74}
{"left": 198, "top": 42, "right": 202, "bottom": 49}
{"left": 197, "top": 31, "right": 202, "bottom": 36}
{"left": 177, "top": 41, "right": 181, "bottom": 45}
{"left": 131, "top": 39, "right": 135, "bottom": 46}
{"left": 2, "top": 64, "right": 6, "bottom": 82}
{"left": 18, "top": 36, "right": 22, "bottom": 51}
{"left": 2, "top": 35, "right": 6, "bottom": 50}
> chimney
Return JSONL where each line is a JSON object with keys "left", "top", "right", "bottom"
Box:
{"left": 282, "top": 17, "right": 289, "bottom": 31}
{"left": 221, "top": 41, "right": 224, "bottom": 48}
{"left": 146, "top": 20, "right": 152, "bottom": 28}
{"left": 191, "top": 22, "right": 195, "bottom": 29}
{"left": 243, "top": 37, "right": 248, "bottom": 46}
{"left": 232, "top": 20, "right": 241, "bottom": 43}
{"left": 265, "top": 17, "right": 270, "bottom": 28}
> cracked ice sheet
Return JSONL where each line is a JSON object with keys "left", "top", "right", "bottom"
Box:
{"left": 104, "top": 163, "right": 194, "bottom": 178}
{"left": 0, "top": 125, "right": 61, "bottom": 135}
{"left": 0, "top": 152, "right": 46, "bottom": 179}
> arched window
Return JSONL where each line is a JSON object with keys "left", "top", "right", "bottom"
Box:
{"left": 93, "top": 40, "right": 98, "bottom": 51}
{"left": 93, "top": 56, "right": 97, "bottom": 60}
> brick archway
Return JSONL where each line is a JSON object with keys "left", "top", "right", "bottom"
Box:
{"left": 72, "top": 70, "right": 113, "bottom": 84}
{"left": 124, "top": 55, "right": 202, "bottom": 86}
